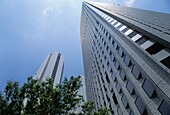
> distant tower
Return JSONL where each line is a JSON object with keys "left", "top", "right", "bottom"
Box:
{"left": 34, "top": 52, "right": 64, "bottom": 85}
{"left": 80, "top": 1, "right": 170, "bottom": 115}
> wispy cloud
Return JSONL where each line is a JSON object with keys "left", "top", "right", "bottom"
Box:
{"left": 42, "top": 7, "right": 54, "bottom": 16}
{"left": 124, "top": 0, "right": 135, "bottom": 7}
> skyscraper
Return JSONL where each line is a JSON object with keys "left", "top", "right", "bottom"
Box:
{"left": 34, "top": 52, "right": 64, "bottom": 85}
{"left": 80, "top": 1, "right": 170, "bottom": 115}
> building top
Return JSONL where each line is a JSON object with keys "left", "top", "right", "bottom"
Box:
{"left": 85, "top": 1, "right": 170, "bottom": 48}
{"left": 34, "top": 51, "right": 64, "bottom": 85}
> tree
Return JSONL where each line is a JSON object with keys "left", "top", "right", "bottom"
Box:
{"left": 81, "top": 101, "right": 110, "bottom": 115}
{"left": 0, "top": 76, "right": 110, "bottom": 115}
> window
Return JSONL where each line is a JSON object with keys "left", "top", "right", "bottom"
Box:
{"left": 127, "top": 31, "right": 138, "bottom": 38}
{"left": 124, "top": 55, "right": 131, "bottom": 67}
{"left": 158, "top": 100, "right": 170, "bottom": 115}
{"left": 109, "top": 36, "right": 113, "bottom": 43}
{"left": 146, "top": 43, "right": 165, "bottom": 55}
{"left": 115, "top": 61, "right": 120, "bottom": 70}
{"left": 111, "top": 70, "right": 116, "bottom": 81}
{"left": 111, "top": 53, "right": 115, "bottom": 61}
{"left": 122, "top": 94, "right": 128, "bottom": 108}
{"left": 126, "top": 80, "right": 134, "bottom": 94}
{"left": 117, "top": 24, "right": 123, "bottom": 29}
{"left": 105, "top": 72, "right": 110, "bottom": 83}
{"left": 136, "top": 36, "right": 148, "bottom": 45}
{"left": 130, "top": 110, "right": 134, "bottom": 115}
{"left": 116, "top": 82, "right": 121, "bottom": 93}
{"left": 112, "top": 93, "right": 118, "bottom": 104}
{"left": 161, "top": 56, "right": 170, "bottom": 69}
{"left": 118, "top": 47, "right": 124, "bottom": 57}
{"left": 135, "top": 96, "right": 146, "bottom": 114}
{"left": 113, "top": 21, "right": 118, "bottom": 26}
{"left": 121, "top": 26, "right": 129, "bottom": 33}
{"left": 120, "top": 69, "right": 126, "bottom": 81}
{"left": 131, "top": 65, "right": 141, "bottom": 79}
{"left": 142, "top": 78, "right": 156, "bottom": 98}
{"left": 114, "top": 42, "right": 118, "bottom": 50}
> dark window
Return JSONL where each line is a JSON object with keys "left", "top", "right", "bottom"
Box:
{"left": 121, "top": 94, "right": 128, "bottom": 108}
{"left": 120, "top": 69, "right": 126, "bottom": 81}
{"left": 142, "top": 78, "right": 156, "bottom": 98}
{"left": 118, "top": 47, "right": 124, "bottom": 57}
{"left": 105, "top": 73, "right": 110, "bottom": 83}
{"left": 132, "top": 65, "right": 141, "bottom": 79}
{"left": 136, "top": 36, "right": 148, "bottom": 45}
{"left": 124, "top": 55, "right": 131, "bottom": 67}
{"left": 146, "top": 43, "right": 165, "bottom": 55}
{"left": 112, "top": 93, "right": 118, "bottom": 104}
{"left": 128, "top": 31, "right": 138, "bottom": 38}
{"left": 117, "top": 24, "right": 123, "bottom": 29}
{"left": 126, "top": 80, "right": 134, "bottom": 94}
{"left": 114, "top": 42, "right": 118, "bottom": 50}
{"left": 135, "top": 96, "right": 146, "bottom": 114}
{"left": 160, "top": 56, "right": 170, "bottom": 69}
{"left": 116, "top": 82, "right": 121, "bottom": 93}
{"left": 122, "top": 27, "right": 129, "bottom": 33}
{"left": 115, "top": 61, "right": 120, "bottom": 70}
{"left": 158, "top": 100, "right": 170, "bottom": 115}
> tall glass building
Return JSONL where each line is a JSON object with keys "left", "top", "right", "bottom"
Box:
{"left": 34, "top": 52, "right": 64, "bottom": 85}
{"left": 80, "top": 1, "right": 170, "bottom": 115}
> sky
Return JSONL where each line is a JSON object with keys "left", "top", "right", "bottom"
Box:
{"left": 0, "top": 0, "right": 170, "bottom": 91}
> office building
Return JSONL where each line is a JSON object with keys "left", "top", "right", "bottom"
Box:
{"left": 34, "top": 52, "right": 64, "bottom": 85}
{"left": 80, "top": 1, "right": 170, "bottom": 115}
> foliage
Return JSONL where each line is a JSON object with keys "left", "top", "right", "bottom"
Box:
{"left": 0, "top": 76, "right": 110, "bottom": 115}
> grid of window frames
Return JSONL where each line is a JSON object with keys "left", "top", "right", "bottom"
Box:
{"left": 87, "top": 3, "right": 170, "bottom": 69}
{"left": 83, "top": 3, "right": 170, "bottom": 115}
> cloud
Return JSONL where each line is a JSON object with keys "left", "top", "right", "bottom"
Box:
{"left": 42, "top": 7, "right": 54, "bottom": 16}
{"left": 124, "top": 0, "right": 135, "bottom": 6}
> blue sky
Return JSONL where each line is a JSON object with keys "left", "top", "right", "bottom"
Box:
{"left": 0, "top": 0, "right": 170, "bottom": 91}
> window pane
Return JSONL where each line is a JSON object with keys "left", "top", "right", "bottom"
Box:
{"left": 112, "top": 93, "right": 118, "bottom": 104}
{"left": 118, "top": 47, "right": 124, "bottom": 57}
{"left": 135, "top": 96, "right": 146, "bottom": 114}
{"left": 142, "top": 78, "right": 155, "bottom": 98}
{"left": 114, "top": 42, "right": 118, "bottom": 50}
{"left": 126, "top": 80, "right": 134, "bottom": 94}
{"left": 111, "top": 71, "right": 116, "bottom": 81}
{"left": 120, "top": 69, "right": 126, "bottom": 81}
{"left": 132, "top": 65, "right": 141, "bottom": 79}
{"left": 124, "top": 55, "right": 131, "bottom": 66}
{"left": 116, "top": 82, "right": 121, "bottom": 93}
{"left": 122, "top": 27, "right": 129, "bottom": 33}
{"left": 136, "top": 36, "right": 148, "bottom": 45}
{"left": 122, "top": 94, "right": 128, "bottom": 108}
{"left": 158, "top": 100, "right": 170, "bottom": 115}
{"left": 146, "top": 43, "right": 165, "bottom": 55}
{"left": 128, "top": 31, "right": 138, "bottom": 38}
{"left": 115, "top": 61, "right": 120, "bottom": 70}
{"left": 161, "top": 56, "right": 170, "bottom": 69}
{"left": 117, "top": 24, "right": 123, "bottom": 29}
{"left": 113, "top": 21, "right": 118, "bottom": 26}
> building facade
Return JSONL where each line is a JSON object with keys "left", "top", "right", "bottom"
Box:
{"left": 34, "top": 52, "right": 64, "bottom": 85}
{"left": 80, "top": 1, "right": 170, "bottom": 115}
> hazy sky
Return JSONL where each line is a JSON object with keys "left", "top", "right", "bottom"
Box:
{"left": 0, "top": 0, "right": 170, "bottom": 91}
